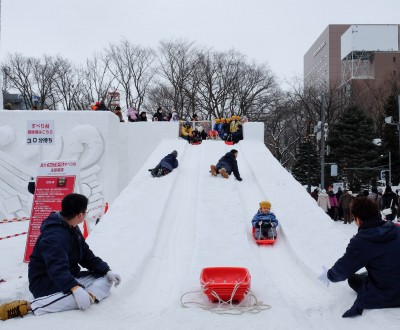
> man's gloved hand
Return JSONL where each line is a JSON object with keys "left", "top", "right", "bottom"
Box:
{"left": 106, "top": 271, "right": 121, "bottom": 287}
{"left": 258, "top": 221, "right": 263, "bottom": 226}
{"left": 318, "top": 265, "right": 330, "bottom": 287}
{"left": 237, "top": 177, "right": 243, "bottom": 181}
{"left": 72, "top": 286, "right": 92, "bottom": 310}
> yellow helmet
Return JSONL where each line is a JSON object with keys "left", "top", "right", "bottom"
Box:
{"left": 215, "top": 118, "right": 221, "bottom": 123}
{"left": 226, "top": 118, "right": 232, "bottom": 123}
{"left": 220, "top": 118, "right": 226, "bottom": 123}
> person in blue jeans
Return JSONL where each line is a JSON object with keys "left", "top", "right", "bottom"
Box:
{"left": 251, "top": 201, "right": 278, "bottom": 239}
{"left": 149, "top": 150, "right": 179, "bottom": 178}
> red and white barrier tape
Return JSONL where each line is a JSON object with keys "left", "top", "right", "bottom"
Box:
{"left": 0, "top": 217, "right": 30, "bottom": 224}
{"left": 0, "top": 232, "right": 28, "bottom": 240}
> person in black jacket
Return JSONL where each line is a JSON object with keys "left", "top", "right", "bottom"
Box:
{"left": 96, "top": 100, "right": 110, "bottom": 111}
{"left": 148, "top": 150, "right": 179, "bottom": 177}
{"left": 318, "top": 196, "right": 400, "bottom": 318}
{"left": 0, "top": 193, "right": 121, "bottom": 320}
{"left": 153, "top": 107, "right": 164, "bottom": 121}
{"left": 210, "top": 149, "right": 242, "bottom": 181}
{"left": 381, "top": 186, "right": 398, "bottom": 221}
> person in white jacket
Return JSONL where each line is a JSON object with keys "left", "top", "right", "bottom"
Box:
{"left": 317, "top": 189, "right": 331, "bottom": 214}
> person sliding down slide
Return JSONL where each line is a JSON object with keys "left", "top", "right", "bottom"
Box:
{"left": 251, "top": 201, "right": 278, "bottom": 240}
{"left": 148, "top": 150, "right": 179, "bottom": 178}
{"left": 210, "top": 149, "right": 242, "bottom": 181}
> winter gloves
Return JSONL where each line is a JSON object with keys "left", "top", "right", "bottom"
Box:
{"left": 72, "top": 286, "right": 93, "bottom": 310}
{"left": 71, "top": 271, "right": 121, "bottom": 310}
{"left": 318, "top": 266, "right": 330, "bottom": 287}
{"left": 106, "top": 271, "right": 121, "bottom": 287}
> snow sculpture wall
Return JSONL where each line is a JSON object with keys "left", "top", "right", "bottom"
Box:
{"left": 0, "top": 110, "right": 179, "bottom": 225}
{"left": 0, "top": 111, "right": 261, "bottom": 226}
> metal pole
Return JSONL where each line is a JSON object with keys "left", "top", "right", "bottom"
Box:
{"left": 307, "top": 140, "right": 311, "bottom": 193}
{"left": 307, "top": 121, "right": 311, "bottom": 193}
{"left": 0, "top": 0, "right": 3, "bottom": 110}
{"left": 320, "top": 96, "right": 325, "bottom": 190}
{"left": 398, "top": 94, "right": 400, "bottom": 166}
{"left": 389, "top": 151, "right": 392, "bottom": 186}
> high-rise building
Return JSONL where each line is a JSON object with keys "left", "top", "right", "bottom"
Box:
{"left": 304, "top": 24, "right": 400, "bottom": 91}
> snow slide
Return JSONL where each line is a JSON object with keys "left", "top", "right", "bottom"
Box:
{"left": 2, "top": 139, "right": 400, "bottom": 330}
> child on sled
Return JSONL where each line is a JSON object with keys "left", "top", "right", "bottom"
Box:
{"left": 251, "top": 201, "right": 278, "bottom": 239}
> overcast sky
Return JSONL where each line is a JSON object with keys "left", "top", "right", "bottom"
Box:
{"left": 1, "top": 0, "right": 400, "bottom": 88}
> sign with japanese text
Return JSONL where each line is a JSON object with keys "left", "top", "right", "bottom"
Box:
{"left": 26, "top": 120, "right": 55, "bottom": 145}
{"left": 24, "top": 160, "right": 80, "bottom": 262}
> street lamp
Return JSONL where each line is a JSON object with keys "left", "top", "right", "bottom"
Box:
{"left": 379, "top": 151, "right": 392, "bottom": 186}
{"left": 306, "top": 119, "right": 314, "bottom": 193}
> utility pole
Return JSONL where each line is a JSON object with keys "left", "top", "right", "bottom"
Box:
{"left": 389, "top": 150, "right": 392, "bottom": 186}
{"left": 307, "top": 119, "right": 311, "bottom": 193}
{"left": 398, "top": 94, "right": 400, "bottom": 166}
{"left": 320, "top": 95, "right": 326, "bottom": 190}
{"left": 0, "top": 0, "right": 3, "bottom": 110}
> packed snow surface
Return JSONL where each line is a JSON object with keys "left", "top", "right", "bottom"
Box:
{"left": 1, "top": 139, "right": 399, "bottom": 329}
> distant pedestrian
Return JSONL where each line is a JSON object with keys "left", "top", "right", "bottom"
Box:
{"left": 138, "top": 111, "right": 148, "bottom": 121}
{"left": 317, "top": 189, "right": 330, "bottom": 214}
{"left": 127, "top": 107, "right": 138, "bottom": 122}
{"left": 154, "top": 107, "right": 164, "bottom": 121}
{"left": 310, "top": 188, "right": 319, "bottom": 201}
{"left": 381, "top": 186, "right": 398, "bottom": 221}
{"left": 96, "top": 100, "right": 109, "bottom": 111}
{"left": 339, "top": 189, "right": 353, "bottom": 224}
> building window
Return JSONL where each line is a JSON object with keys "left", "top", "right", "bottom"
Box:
{"left": 394, "top": 57, "right": 396, "bottom": 62}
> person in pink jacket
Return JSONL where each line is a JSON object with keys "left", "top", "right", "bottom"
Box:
{"left": 327, "top": 186, "right": 339, "bottom": 220}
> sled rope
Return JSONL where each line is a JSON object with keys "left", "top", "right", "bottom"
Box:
{"left": 181, "top": 281, "right": 271, "bottom": 315}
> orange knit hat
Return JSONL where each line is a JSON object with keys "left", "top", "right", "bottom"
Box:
{"left": 259, "top": 201, "right": 271, "bottom": 209}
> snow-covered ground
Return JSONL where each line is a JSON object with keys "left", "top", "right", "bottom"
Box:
{"left": 1, "top": 139, "right": 400, "bottom": 330}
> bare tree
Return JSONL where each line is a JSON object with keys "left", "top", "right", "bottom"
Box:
{"left": 155, "top": 39, "right": 200, "bottom": 118}
{"left": 51, "top": 56, "right": 89, "bottom": 110}
{"left": 82, "top": 52, "right": 116, "bottom": 107}
{"left": 106, "top": 39, "right": 156, "bottom": 111}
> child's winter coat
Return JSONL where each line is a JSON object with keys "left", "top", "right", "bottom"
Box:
{"left": 251, "top": 210, "right": 279, "bottom": 227}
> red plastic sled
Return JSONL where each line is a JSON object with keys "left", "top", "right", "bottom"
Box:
{"left": 200, "top": 267, "right": 251, "bottom": 303}
{"left": 191, "top": 141, "right": 202, "bottom": 145}
{"left": 252, "top": 227, "right": 277, "bottom": 245}
{"left": 207, "top": 130, "right": 218, "bottom": 140}
{"left": 225, "top": 141, "right": 234, "bottom": 145}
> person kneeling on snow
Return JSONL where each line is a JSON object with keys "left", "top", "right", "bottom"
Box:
{"left": 148, "top": 150, "right": 179, "bottom": 178}
{"left": 0, "top": 193, "right": 121, "bottom": 321}
{"left": 318, "top": 196, "right": 400, "bottom": 318}
{"left": 210, "top": 149, "right": 242, "bottom": 181}
{"left": 251, "top": 201, "right": 278, "bottom": 239}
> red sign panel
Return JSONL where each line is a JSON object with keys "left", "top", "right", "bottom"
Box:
{"left": 23, "top": 175, "right": 76, "bottom": 262}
